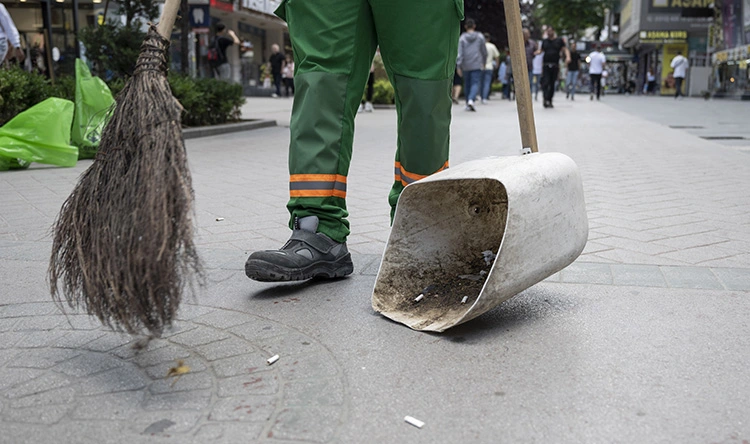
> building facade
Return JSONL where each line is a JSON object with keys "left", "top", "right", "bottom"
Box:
{"left": 619, "top": 0, "right": 712, "bottom": 96}
{"left": 2, "top": 0, "right": 288, "bottom": 89}
{"left": 710, "top": 0, "right": 750, "bottom": 99}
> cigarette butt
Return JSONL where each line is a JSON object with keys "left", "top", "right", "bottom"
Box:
{"left": 404, "top": 416, "right": 425, "bottom": 428}
{"left": 266, "top": 354, "right": 279, "bottom": 365}
{"left": 216, "top": 217, "right": 225, "bottom": 221}
{"left": 461, "top": 296, "right": 468, "bottom": 304}
{"left": 415, "top": 294, "right": 424, "bottom": 302}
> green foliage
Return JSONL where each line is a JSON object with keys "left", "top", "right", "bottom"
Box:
{"left": 168, "top": 74, "right": 246, "bottom": 127}
{"left": 0, "top": 67, "right": 71, "bottom": 126}
{"left": 533, "top": 0, "right": 616, "bottom": 38}
{"left": 0, "top": 67, "right": 245, "bottom": 128}
{"left": 371, "top": 79, "right": 395, "bottom": 105}
{"left": 79, "top": 23, "right": 145, "bottom": 79}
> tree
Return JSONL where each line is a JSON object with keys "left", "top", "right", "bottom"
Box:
{"left": 80, "top": 0, "right": 160, "bottom": 79}
{"left": 532, "top": 0, "right": 617, "bottom": 39}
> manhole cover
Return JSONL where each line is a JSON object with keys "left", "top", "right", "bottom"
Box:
{"left": 700, "top": 136, "right": 745, "bottom": 140}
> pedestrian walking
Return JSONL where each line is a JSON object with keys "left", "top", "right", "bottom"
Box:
{"left": 211, "top": 23, "right": 239, "bottom": 81}
{"left": 452, "top": 65, "right": 463, "bottom": 104}
{"left": 0, "top": 3, "right": 23, "bottom": 65}
{"left": 532, "top": 52, "right": 543, "bottom": 101}
{"left": 587, "top": 44, "right": 606, "bottom": 101}
{"left": 523, "top": 28, "right": 537, "bottom": 95}
{"left": 269, "top": 44, "right": 285, "bottom": 97}
{"left": 646, "top": 69, "right": 657, "bottom": 95}
{"left": 244, "top": 0, "right": 462, "bottom": 282}
{"left": 536, "top": 26, "right": 569, "bottom": 108}
{"left": 670, "top": 51, "right": 688, "bottom": 99}
{"left": 565, "top": 39, "right": 581, "bottom": 100}
{"left": 359, "top": 57, "right": 376, "bottom": 113}
{"left": 481, "top": 33, "right": 500, "bottom": 104}
{"left": 282, "top": 53, "right": 295, "bottom": 97}
{"left": 456, "top": 19, "right": 487, "bottom": 112}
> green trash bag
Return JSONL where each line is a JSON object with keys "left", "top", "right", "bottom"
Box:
{"left": 72, "top": 59, "right": 115, "bottom": 159}
{"left": 0, "top": 97, "right": 78, "bottom": 171}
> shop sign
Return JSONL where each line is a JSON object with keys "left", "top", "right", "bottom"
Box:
{"left": 210, "top": 0, "right": 234, "bottom": 12}
{"left": 648, "top": 0, "right": 713, "bottom": 13}
{"left": 639, "top": 29, "right": 688, "bottom": 42}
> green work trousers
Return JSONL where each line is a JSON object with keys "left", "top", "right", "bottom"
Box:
{"left": 277, "top": 0, "right": 463, "bottom": 243}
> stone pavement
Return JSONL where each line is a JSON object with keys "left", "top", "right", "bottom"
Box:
{"left": 1, "top": 94, "right": 749, "bottom": 443}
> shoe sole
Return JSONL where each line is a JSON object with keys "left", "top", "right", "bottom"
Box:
{"left": 245, "top": 254, "right": 354, "bottom": 282}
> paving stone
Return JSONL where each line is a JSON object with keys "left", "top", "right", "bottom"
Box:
{"left": 132, "top": 411, "right": 204, "bottom": 435}
{"left": 660, "top": 266, "right": 724, "bottom": 290}
{"left": 211, "top": 353, "right": 271, "bottom": 378}
{"left": 611, "top": 264, "right": 668, "bottom": 287}
{"left": 561, "top": 262, "right": 613, "bottom": 285}
{"left": 268, "top": 406, "right": 341, "bottom": 443}
{"left": 71, "top": 391, "right": 145, "bottom": 420}
{"left": 254, "top": 331, "right": 327, "bottom": 357}
{"left": 192, "top": 422, "right": 265, "bottom": 442}
{"left": 54, "top": 352, "right": 126, "bottom": 377}
{"left": 275, "top": 353, "right": 340, "bottom": 381}
{"left": 209, "top": 395, "right": 277, "bottom": 422}
{"left": 5, "top": 371, "right": 72, "bottom": 399}
{"left": 193, "top": 336, "right": 257, "bottom": 361}
{"left": 0, "top": 367, "right": 46, "bottom": 391}
{"left": 216, "top": 372, "right": 280, "bottom": 397}
{"left": 711, "top": 268, "right": 750, "bottom": 291}
{"left": 148, "top": 370, "right": 213, "bottom": 394}
{"left": 3, "top": 403, "right": 73, "bottom": 425}
{"left": 6, "top": 347, "right": 80, "bottom": 369}
{"left": 192, "top": 310, "right": 255, "bottom": 329}
{"left": 168, "top": 326, "right": 230, "bottom": 348}
{"left": 282, "top": 377, "right": 345, "bottom": 406}
{"left": 143, "top": 390, "right": 212, "bottom": 411}
{"left": 77, "top": 366, "right": 149, "bottom": 396}
{"left": 10, "top": 386, "right": 76, "bottom": 408}
{"left": 143, "top": 358, "right": 208, "bottom": 381}
{"left": 131, "top": 344, "right": 192, "bottom": 367}
{"left": 12, "top": 330, "right": 69, "bottom": 348}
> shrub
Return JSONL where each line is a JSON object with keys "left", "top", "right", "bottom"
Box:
{"left": 0, "top": 67, "right": 244, "bottom": 128}
{"left": 372, "top": 78, "right": 395, "bottom": 105}
{"left": 0, "top": 67, "right": 59, "bottom": 126}
{"left": 168, "top": 74, "right": 245, "bottom": 127}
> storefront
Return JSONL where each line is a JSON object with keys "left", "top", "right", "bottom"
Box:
{"left": 3, "top": 0, "right": 287, "bottom": 87}
{"left": 619, "top": 0, "right": 711, "bottom": 96}
{"left": 710, "top": 0, "right": 750, "bottom": 99}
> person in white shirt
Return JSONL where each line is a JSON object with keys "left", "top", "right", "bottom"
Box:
{"left": 670, "top": 51, "right": 689, "bottom": 99}
{"left": 481, "top": 33, "right": 500, "bottom": 104}
{"left": 532, "top": 52, "right": 543, "bottom": 101}
{"left": 0, "top": 3, "right": 24, "bottom": 64}
{"left": 587, "top": 44, "right": 606, "bottom": 101}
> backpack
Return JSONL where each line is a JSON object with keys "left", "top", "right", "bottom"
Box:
{"left": 207, "top": 38, "right": 223, "bottom": 67}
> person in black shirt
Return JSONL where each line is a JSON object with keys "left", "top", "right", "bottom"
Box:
{"left": 214, "top": 23, "right": 239, "bottom": 81}
{"left": 565, "top": 39, "right": 581, "bottom": 100}
{"left": 535, "top": 26, "right": 570, "bottom": 108}
{"left": 269, "top": 44, "right": 286, "bottom": 98}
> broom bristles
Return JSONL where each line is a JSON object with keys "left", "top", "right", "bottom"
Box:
{"left": 49, "top": 26, "right": 202, "bottom": 337}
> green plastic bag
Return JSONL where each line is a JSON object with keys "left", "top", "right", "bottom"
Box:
{"left": 0, "top": 97, "right": 78, "bottom": 171}
{"left": 72, "top": 59, "right": 115, "bottom": 159}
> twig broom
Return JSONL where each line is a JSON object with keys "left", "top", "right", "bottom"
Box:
{"left": 49, "top": 0, "right": 202, "bottom": 337}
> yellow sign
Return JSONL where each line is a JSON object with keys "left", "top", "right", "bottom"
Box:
{"left": 640, "top": 30, "right": 688, "bottom": 40}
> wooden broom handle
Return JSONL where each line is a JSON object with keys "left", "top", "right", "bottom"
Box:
{"left": 503, "top": 0, "right": 539, "bottom": 153}
{"left": 157, "top": 0, "right": 182, "bottom": 39}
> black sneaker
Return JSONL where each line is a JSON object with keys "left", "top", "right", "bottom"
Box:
{"left": 245, "top": 216, "right": 354, "bottom": 282}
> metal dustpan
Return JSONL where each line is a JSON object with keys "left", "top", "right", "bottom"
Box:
{"left": 371, "top": 1, "right": 588, "bottom": 332}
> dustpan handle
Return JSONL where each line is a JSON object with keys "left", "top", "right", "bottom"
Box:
{"left": 157, "top": 0, "right": 182, "bottom": 39}
{"left": 503, "top": 0, "right": 539, "bottom": 153}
